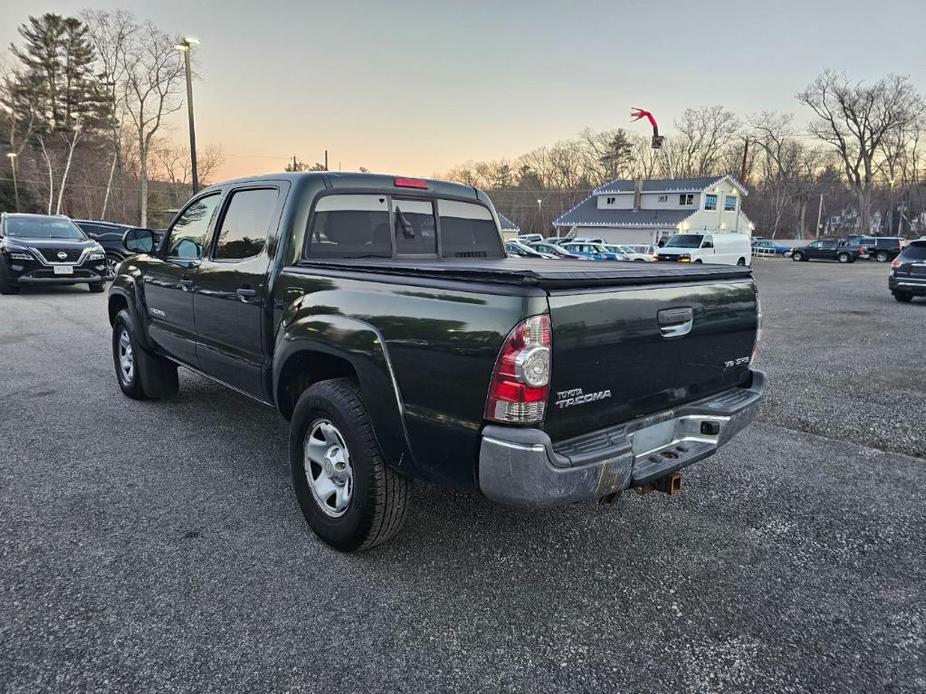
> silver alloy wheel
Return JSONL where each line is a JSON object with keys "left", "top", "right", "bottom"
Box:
{"left": 304, "top": 419, "right": 353, "bottom": 518}
{"left": 118, "top": 329, "right": 134, "bottom": 384}
{"left": 105, "top": 256, "right": 119, "bottom": 280}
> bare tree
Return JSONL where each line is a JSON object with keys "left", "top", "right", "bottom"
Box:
{"left": 82, "top": 9, "right": 136, "bottom": 219}
{"left": 798, "top": 71, "right": 923, "bottom": 233}
{"left": 121, "top": 22, "right": 184, "bottom": 226}
{"left": 673, "top": 106, "right": 741, "bottom": 176}
{"left": 150, "top": 139, "right": 224, "bottom": 205}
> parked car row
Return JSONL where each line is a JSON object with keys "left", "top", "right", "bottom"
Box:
{"left": 513, "top": 233, "right": 752, "bottom": 266}
{"left": 766, "top": 235, "right": 908, "bottom": 264}
{"left": 0, "top": 213, "right": 164, "bottom": 295}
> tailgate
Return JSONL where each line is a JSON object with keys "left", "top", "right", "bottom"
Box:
{"left": 544, "top": 279, "right": 758, "bottom": 441}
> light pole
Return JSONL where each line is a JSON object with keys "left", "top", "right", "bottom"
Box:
{"left": 175, "top": 37, "right": 200, "bottom": 194}
{"left": 537, "top": 199, "right": 542, "bottom": 234}
{"left": 6, "top": 152, "right": 19, "bottom": 212}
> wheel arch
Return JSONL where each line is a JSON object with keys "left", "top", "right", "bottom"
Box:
{"left": 273, "top": 315, "right": 413, "bottom": 472}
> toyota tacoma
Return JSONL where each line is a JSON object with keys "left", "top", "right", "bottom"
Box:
{"left": 107, "top": 173, "right": 765, "bottom": 551}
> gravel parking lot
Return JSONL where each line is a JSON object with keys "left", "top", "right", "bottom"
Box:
{"left": 1, "top": 259, "right": 923, "bottom": 693}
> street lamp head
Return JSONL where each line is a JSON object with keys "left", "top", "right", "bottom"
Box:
{"left": 6, "top": 152, "right": 17, "bottom": 159}
{"left": 184, "top": 37, "right": 200, "bottom": 45}
{"left": 174, "top": 44, "right": 188, "bottom": 52}
{"left": 537, "top": 199, "right": 542, "bottom": 205}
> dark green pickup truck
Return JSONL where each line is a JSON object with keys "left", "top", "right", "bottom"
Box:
{"left": 108, "top": 172, "right": 765, "bottom": 551}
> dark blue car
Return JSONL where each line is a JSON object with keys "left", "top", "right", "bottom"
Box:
{"left": 73, "top": 220, "right": 162, "bottom": 280}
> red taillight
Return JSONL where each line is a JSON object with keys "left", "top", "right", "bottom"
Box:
{"left": 891, "top": 257, "right": 902, "bottom": 269}
{"left": 394, "top": 177, "right": 428, "bottom": 189}
{"left": 485, "top": 315, "right": 552, "bottom": 424}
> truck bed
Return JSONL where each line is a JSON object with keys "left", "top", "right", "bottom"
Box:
{"left": 294, "top": 258, "right": 751, "bottom": 289}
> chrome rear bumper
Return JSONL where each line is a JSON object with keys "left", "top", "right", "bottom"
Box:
{"left": 478, "top": 370, "right": 766, "bottom": 507}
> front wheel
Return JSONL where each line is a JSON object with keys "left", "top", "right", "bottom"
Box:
{"left": 289, "top": 378, "right": 409, "bottom": 552}
{"left": 876, "top": 251, "right": 889, "bottom": 263}
{"left": 792, "top": 252, "right": 803, "bottom": 262}
{"left": 89, "top": 282, "right": 105, "bottom": 293}
{"left": 0, "top": 264, "right": 20, "bottom": 295}
{"left": 894, "top": 292, "right": 913, "bottom": 303}
{"left": 837, "top": 252, "right": 851, "bottom": 264}
{"left": 736, "top": 257, "right": 747, "bottom": 266}
{"left": 112, "top": 309, "right": 179, "bottom": 399}
{"left": 104, "top": 254, "right": 121, "bottom": 280}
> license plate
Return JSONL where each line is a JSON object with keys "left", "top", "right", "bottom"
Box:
{"left": 631, "top": 419, "right": 676, "bottom": 456}
{"left": 53, "top": 265, "right": 74, "bottom": 275}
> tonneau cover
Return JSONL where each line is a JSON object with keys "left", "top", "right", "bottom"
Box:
{"left": 294, "top": 258, "right": 752, "bottom": 289}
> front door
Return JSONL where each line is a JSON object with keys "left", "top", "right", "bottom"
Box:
{"left": 143, "top": 193, "right": 223, "bottom": 366}
{"left": 193, "top": 185, "right": 284, "bottom": 397}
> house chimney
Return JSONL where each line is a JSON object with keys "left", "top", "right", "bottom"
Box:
{"left": 633, "top": 180, "right": 642, "bottom": 211}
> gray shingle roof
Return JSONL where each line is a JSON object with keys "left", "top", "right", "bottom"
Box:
{"left": 496, "top": 212, "right": 520, "bottom": 232}
{"left": 593, "top": 175, "right": 747, "bottom": 195}
{"left": 553, "top": 197, "right": 696, "bottom": 228}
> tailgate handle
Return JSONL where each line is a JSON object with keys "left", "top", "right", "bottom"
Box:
{"left": 658, "top": 307, "right": 693, "bottom": 338}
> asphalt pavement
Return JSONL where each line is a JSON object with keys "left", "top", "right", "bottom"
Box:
{"left": 0, "top": 258, "right": 923, "bottom": 693}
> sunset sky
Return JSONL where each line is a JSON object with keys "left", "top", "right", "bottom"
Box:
{"left": 1, "top": 0, "right": 924, "bottom": 181}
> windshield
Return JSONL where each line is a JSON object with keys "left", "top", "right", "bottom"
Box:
{"left": 5, "top": 216, "right": 86, "bottom": 240}
{"left": 665, "top": 234, "right": 704, "bottom": 249}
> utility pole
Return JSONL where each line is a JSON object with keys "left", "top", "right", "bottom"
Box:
{"left": 6, "top": 152, "right": 19, "bottom": 212}
{"left": 815, "top": 193, "right": 824, "bottom": 238}
{"left": 739, "top": 136, "right": 749, "bottom": 184}
{"left": 175, "top": 38, "right": 200, "bottom": 194}
{"left": 324, "top": 150, "right": 328, "bottom": 171}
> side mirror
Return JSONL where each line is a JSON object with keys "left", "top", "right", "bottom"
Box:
{"left": 124, "top": 227, "right": 155, "bottom": 254}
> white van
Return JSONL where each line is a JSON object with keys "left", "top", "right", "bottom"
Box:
{"left": 657, "top": 233, "right": 752, "bottom": 266}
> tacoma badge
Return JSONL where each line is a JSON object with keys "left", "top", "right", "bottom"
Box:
{"left": 555, "top": 388, "right": 612, "bottom": 409}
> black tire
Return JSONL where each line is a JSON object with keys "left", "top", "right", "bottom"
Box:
{"left": 736, "top": 257, "right": 747, "bottom": 266}
{"left": 0, "top": 264, "right": 20, "bottom": 295}
{"left": 894, "top": 292, "right": 913, "bottom": 303}
{"left": 289, "top": 378, "right": 409, "bottom": 552}
{"left": 837, "top": 252, "right": 851, "bottom": 264}
{"left": 792, "top": 252, "right": 803, "bottom": 262}
{"left": 112, "top": 309, "right": 179, "bottom": 399}
{"left": 876, "top": 251, "right": 889, "bottom": 263}
{"left": 693, "top": 259, "right": 703, "bottom": 264}
{"left": 89, "top": 282, "right": 105, "bottom": 293}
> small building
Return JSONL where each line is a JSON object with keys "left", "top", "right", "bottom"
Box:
{"left": 553, "top": 175, "right": 753, "bottom": 245}
{"left": 496, "top": 212, "right": 521, "bottom": 239}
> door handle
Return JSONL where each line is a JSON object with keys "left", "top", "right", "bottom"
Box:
{"left": 658, "top": 307, "right": 694, "bottom": 338}
{"left": 236, "top": 287, "right": 257, "bottom": 300}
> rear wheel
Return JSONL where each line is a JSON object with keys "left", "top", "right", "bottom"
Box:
{"left": 876, "top": 251, "right": 889, "bottom": 263}
{"left": 792, "top": 251, "right": 804, "bottom": 262}
{"left": 837, "top": 252, "right": 851, "bottom": 264}
{"left": 894, "top": 292, "right": 913, "bottom": 303}
{"left": 736, "top": 257, "right": 747, "bottom": 266}
{"left": 289, "top": 378, "right": 409, "bottom": 552}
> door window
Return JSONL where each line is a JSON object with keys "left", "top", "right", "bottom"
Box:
{"left": 166, "top": 194, "right": 222, "bottom": 261}
{"left": 701, "top": 236, "right": 714, "bottom": 249}
{"left": 213, "top": 188, "right": 279, "bottom": 261}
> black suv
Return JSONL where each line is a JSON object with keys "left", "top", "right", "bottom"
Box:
{"left": 0, "top": 213, "right": 108, "bottom": 294}
{"left": 790, "top": 239, "right": 858, "bottom": 263}
{"left": 73, "top": 219, "right": 161, "bottom": 280}
{"left": 859, "top": 236, "right": 903, "bottom": 263}
{"left": 889, "top": 240, "right": 926, "bottom": 302}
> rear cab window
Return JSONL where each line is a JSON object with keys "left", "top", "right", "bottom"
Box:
{"left": 305, "top": 193, "right": 503, "bottom": 260}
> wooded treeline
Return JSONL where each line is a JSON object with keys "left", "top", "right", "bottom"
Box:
{"left": 0, "top": 12, "right": 224, "bottom": 229}
{"left": 441, "top": 76, "right": 926, "bottom": 239}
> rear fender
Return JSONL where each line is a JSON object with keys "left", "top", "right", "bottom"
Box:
{"left": 274, "top": 313, "right": 413, "bottom": 472}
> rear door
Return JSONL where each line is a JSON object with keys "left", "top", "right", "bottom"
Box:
{"left": 193, "top": 184, "right": 285, "bottom": 396}
{"left": 544, "top": 278, "right": 758, "bottom": 441}
{"left": 143, "top": 193, "right": 223, "bottom": 366}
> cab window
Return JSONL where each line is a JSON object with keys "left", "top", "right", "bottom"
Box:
{"left": 213, "top": 188, "right": 279, "bottom": 261}
{"left": 166, "top": 194, "right": 222, "bottom": 261}
{"left": 701, "top": 236, "right": 714, "bottom": 249}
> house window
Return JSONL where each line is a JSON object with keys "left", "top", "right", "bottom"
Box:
{"left": 605, "top": 196, "right": 616, "bottom": 205}
{"left": 679, "top": 194, "right": 694, "bottom": 206}
{"left": 705, "top": 194, "right": 718, "bottom": 211}
{"left": 658, "top": 195, "right": 668, "bottom": 202}
{"left": 724, "top": 195, "right": 737, "bottom": 211}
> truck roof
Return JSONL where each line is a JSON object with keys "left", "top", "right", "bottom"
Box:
{"left": 203, "top": 171, "right": 481, "bottom": 200}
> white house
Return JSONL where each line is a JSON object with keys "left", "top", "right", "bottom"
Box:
{"left": 553, "top": 175, "right": 754, "bottom": 244}
{"left": 496, "top": 212, "right": 521, "bottom": 239}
